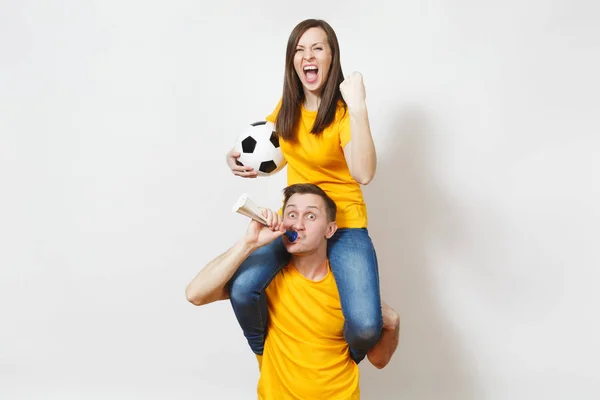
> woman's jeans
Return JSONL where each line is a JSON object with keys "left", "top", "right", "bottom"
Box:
{"left": 227, "top": 228, "right": 383, "bottom": 364}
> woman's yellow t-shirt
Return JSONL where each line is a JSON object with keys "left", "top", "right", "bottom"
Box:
{"left": 257, "top": 262, "right": 360, "bottom": 400}
{"left": 266, "top": 100, "right": 368, "bottom": 228}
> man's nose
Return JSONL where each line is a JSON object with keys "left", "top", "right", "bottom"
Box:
{"left": 292, "top": 219, "right": 305, "bottom": 230}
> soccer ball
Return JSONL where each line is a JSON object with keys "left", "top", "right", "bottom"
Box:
{"left": 233, "top": 121, "right": 287, "bottom": 176}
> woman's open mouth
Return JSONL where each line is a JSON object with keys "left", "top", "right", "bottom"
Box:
{"left": 303, "top": 65, "right": 319, "bottom": 84}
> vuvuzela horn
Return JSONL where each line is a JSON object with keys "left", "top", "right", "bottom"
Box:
{"left": 233, "top": 193, "right": 297, "bottom": 242}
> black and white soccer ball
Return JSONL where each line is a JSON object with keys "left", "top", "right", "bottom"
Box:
{"left": 233, "top": 121, "right": 286, "bottom": 176}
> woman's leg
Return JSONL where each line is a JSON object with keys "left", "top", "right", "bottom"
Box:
{"left": 227, "top": 236, "right": 290, "bottom": 355}
{"left": 327, "top": 228, "right": 383, "bottom": 364}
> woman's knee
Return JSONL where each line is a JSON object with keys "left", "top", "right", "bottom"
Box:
{"left": 228, "top": 272, "right": 261, "bottom": 307}
{"left": 229, "top": 288, "right": 254, "bottom": 308}
{"left": 345, "top": 314, "right": 383, "bottom": 350}
{"left": 228, "top": 239, "right": 288, "bottom": 305}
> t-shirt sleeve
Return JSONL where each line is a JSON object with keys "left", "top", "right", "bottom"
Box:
{"left": 339, "top": 108, "right": 352, "bottom": 148}
{"left": 266, "top": 98, "right": 283, "bottom": 123}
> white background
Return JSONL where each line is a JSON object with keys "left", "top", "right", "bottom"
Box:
{"left": 1, "top": 0, "right": 599, "bottom": 399}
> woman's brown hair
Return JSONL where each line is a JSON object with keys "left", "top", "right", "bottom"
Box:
{"left": 276, "top": 19, "right": 346, "bottom": 142}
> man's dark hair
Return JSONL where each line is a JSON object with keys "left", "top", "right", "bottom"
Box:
{"left": 282, "top": 183, "right": 337, "bottom": 222}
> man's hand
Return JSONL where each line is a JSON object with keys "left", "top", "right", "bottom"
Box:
{"left": 243, "top": 208, "right": 285, "bottom": 250}
{"left": 381, "top": 301, "right": 400, "bottom": 330}
{"left": 367, "top": 301, "right": 400, "bottom": 369}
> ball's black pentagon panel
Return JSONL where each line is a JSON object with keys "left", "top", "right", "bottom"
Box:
{"left": 269, "top": 131, "right": 280, "bottom": 148}
{"left": 241, "top": 136, "right": 257, "bottom": 153}
{"left": 259, "top": 160, "right": 277, "bottom": 174}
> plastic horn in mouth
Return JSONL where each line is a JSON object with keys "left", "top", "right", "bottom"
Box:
{"left": 232, "top": 193, "right": 298, "bottom": 242}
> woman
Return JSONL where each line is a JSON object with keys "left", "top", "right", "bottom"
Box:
{"left": 225, "top": 19, "right": 382, "bottom": 364}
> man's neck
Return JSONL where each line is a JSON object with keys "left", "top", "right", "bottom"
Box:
{"left": 290, "top": 247, "right": 328, "bottom": 281}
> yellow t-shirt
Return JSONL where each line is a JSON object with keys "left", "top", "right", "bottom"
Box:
{"left": 257, "top": 262, "right": 360, "bottom": 400}
{"left": 266, "top": 100, "right": 368, "bottom": 228}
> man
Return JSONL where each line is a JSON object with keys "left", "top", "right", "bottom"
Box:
{"left": 186, "top": 183, "right": 400, "bottom": 399}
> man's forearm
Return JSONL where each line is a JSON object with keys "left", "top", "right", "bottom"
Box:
{"left": 185, "top": 239, "right": 255, "bottom": 306}
{"left": 367, "top": 313, "right": 400, "bottom": 369}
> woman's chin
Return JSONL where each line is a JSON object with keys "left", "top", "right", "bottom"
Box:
{"left": 302, "top": 82, "right": 324, "bottom": 97}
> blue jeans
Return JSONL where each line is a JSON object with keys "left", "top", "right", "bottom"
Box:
{"left": 227, "top": 228, "right": 383, "bottom": 364}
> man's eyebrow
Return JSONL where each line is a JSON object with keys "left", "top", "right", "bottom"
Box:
{"left": 284, "top": 204, "right": 320, "bottom": 210}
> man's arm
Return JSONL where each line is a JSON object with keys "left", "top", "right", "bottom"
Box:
{"left": 185, "top": 239, "right": 255, "bottom": 306}
{"left": 185, "top": 210, "right": 285, "bottom": 307}
{"left": 367, "top": 302, "right": 400, "bottom": 369}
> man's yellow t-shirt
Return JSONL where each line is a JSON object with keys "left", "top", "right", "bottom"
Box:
{"left": 266, "top": 100, "right": 368, "bottom": 228}
{"left": 257, "top": 262, "right": 360, "bottom": 400}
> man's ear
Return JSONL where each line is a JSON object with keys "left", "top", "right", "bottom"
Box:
{"left": 325, "top": 221, "right": 338, "bottom": 239}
